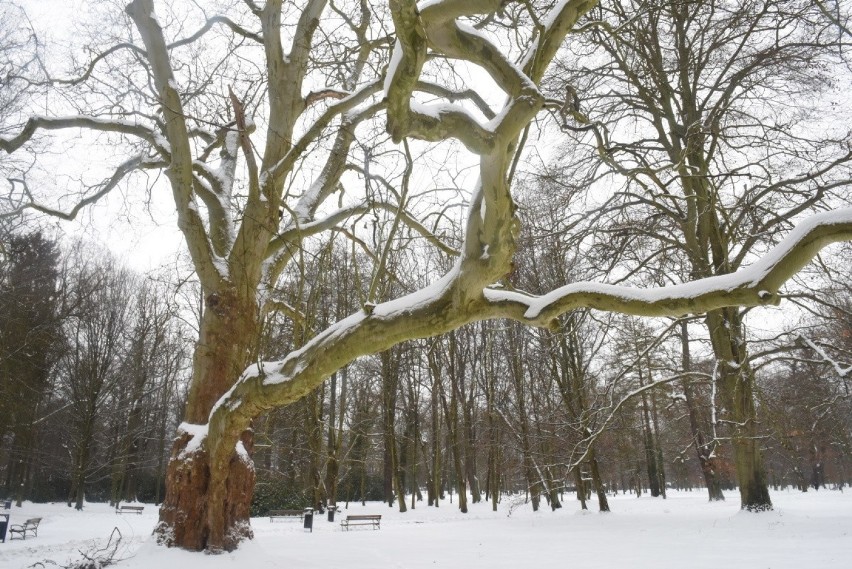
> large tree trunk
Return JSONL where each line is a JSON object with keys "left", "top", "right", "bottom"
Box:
{"left": 156, "top": 290, "right": 258, "bottom": 551}
{"left": 706, "top": 308, "right": 772, "bottom": 511}
{"left": 157, "top": 429, "right": 255, "bottom": 551}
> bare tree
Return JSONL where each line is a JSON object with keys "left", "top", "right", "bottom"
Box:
{"left": 551, "top": 0, "right": 852, "bottom": 510}
{"left": 1, "top": 0, "right": 851, "bottom": 552}
{"left": 59, "top": 248, "right": 133, "bottom": 510}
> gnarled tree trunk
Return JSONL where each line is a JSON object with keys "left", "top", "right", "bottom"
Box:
{"left": 156, "top": 289, "right": 258, "bottom": 551}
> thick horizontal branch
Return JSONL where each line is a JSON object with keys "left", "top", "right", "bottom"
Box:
{"left": 483, "top": 208, "right": 852, "bottom": 324}
{"left": 0, "top": 116, "right": 163, "bottom": 155}
{"left": 167, "top": 15, "right": 262, "bottom": 49}
{"left": 415, "top": 81, "right": 496, "bottom": 120}
{"left": 406, "top": 102, "right": 495, "bottom": 154}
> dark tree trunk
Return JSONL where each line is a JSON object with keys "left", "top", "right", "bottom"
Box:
{"left": 155, "top": 289, "right": 258, "bottom": 551}
{"left": 589, "top": 446, "right": 610, "bottom": 512}
{"left": 639, "top": 377, "right": 662, "bottom": 498}
{"left": 707, "top": 308, "right": 772, "bottom": 511}
{"left": 680, "top": 321, "right": 725, "bottom": 501}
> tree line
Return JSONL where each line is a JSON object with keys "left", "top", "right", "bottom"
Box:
{"left": 2, "top": 226, "right": 849, "bottom": 518}
{"left": 0, "top": 232, "right": 190, "bottom": 508}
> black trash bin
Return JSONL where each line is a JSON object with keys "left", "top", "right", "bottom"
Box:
{"left": 327, "top": 506, "right": 336, "bottom": 523}
{"left": 0, "top": 514, "right": 9, "bottom": 543}
{"left": 303, "top": 508, "right": 314, "bottom": 532}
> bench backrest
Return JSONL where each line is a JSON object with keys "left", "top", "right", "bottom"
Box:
{"left": 345, "top": 515, "right": 381, "bottom": 520}
{"left": 25, "top": 518, "right": 41, "bottom": 526}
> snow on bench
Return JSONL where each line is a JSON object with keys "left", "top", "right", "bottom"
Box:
{"left": 9, "top": 517, "right": 41, "bottom": 540}
{"left": 340, "top": 514, "right": 381, "bottom": 530}
{"left": 268, "top": 509, "right": 307, "bottom": 522}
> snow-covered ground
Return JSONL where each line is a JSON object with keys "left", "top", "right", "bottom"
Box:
{"left": 1, "top": 489, "right": 850, "bottom": 569}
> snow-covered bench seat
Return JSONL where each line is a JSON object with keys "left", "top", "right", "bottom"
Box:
{"left": 340, "top": 514, "right": 381, "bottom": 530}
{"left": 268, "top": 509, "right": 306, "bottom": 522}
{"left": 9, "top": 517, "right": 41, "bottom": 539}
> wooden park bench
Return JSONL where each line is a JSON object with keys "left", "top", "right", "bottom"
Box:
{"left": 268, "top": 509, "right": 307, "bottom": 522}
{"left": 9, "top": 517, "right": 41, "bottom": 540}
{"left": 116, "top": 505, "right": 145, "bottom": 514}
{"left": 340, "top": 514, "right": 381, "bottom": 530}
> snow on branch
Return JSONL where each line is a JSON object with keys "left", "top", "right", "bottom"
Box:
{"left": 267, "top": 81, "right": 383, "bottom": 181}
{"left": 797, "top": 334, "right": 852, "bottom": 378}
{"left": 484, "top": 208, "right": 852, "bottom": 324}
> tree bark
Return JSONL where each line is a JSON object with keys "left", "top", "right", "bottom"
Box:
{"left": 680, "top": 321, "right": 725, "bottom": 501}
{"left": 707, "top": 308, "right": 772, "bottom": 511}
{"left": 156, "top": 290, "right": 259, "bottom": 551}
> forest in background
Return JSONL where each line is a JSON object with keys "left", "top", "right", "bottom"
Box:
{"left": 2, "top": 219, "right": 850, "bottom": 515}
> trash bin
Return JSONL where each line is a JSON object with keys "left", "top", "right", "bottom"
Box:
{"left": 303, "top": 508, "right": 314, "bottom": 532}
{"left": 0, "top": 514, "right": 9, "bottom": 543}
{"left": 327, "top": 506, "right": 336, "bottom": 523}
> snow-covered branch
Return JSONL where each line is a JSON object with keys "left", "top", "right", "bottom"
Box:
{"left": 797, "top": 334, "right": 852, "bottom": 379}
{"left": 484, "top": 208, "right": 852, "bottom": 325}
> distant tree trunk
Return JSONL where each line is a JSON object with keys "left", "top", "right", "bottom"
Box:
{"left": 381, "top": 350, "right": 407, "bottom": 513}
{"left": 588, "top": 446, "right": 610, "bottom": 512}
{"left": 516, "top": 381, "right": 541, "bottom": 510}
{"left": 68, "top": 404, "right": 99, "bottom": 510}
{"left": 810, "top": 444, "right": 825, "bottom": 490}
{"left": 639, "top": 368, "right": 662, "bottom": 498}
{"left": 428, "top": 348, "right": 442, "bottom": 508}
{"left": 650, "top": 387, "right": 667, "bottom": 498}
{"left": 680, "top": 321, "right": 725, "bottom": 501}
{"left": 574, "top": 468, "right": 587, "bottom": 510}
{"left": 463, "top": 403, "right": 481, "bottom": 504}
{"left": 325, "top": 369, "right": 346, "bottom": 506}
{"left": 306, "top": 387, "right": 326, "bottom": 508}
{"left": 381, "top": 351, "right": 401, "bottom": 509}
{"left": 439, "top": 333, "right": 467, "bottom": 513}
{"left": 484, "top": 327, "right": 500, "bottom": 512}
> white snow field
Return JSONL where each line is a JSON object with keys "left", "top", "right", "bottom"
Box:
{"left": 1, "top": 489, "right": 850, "bottom": 569}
